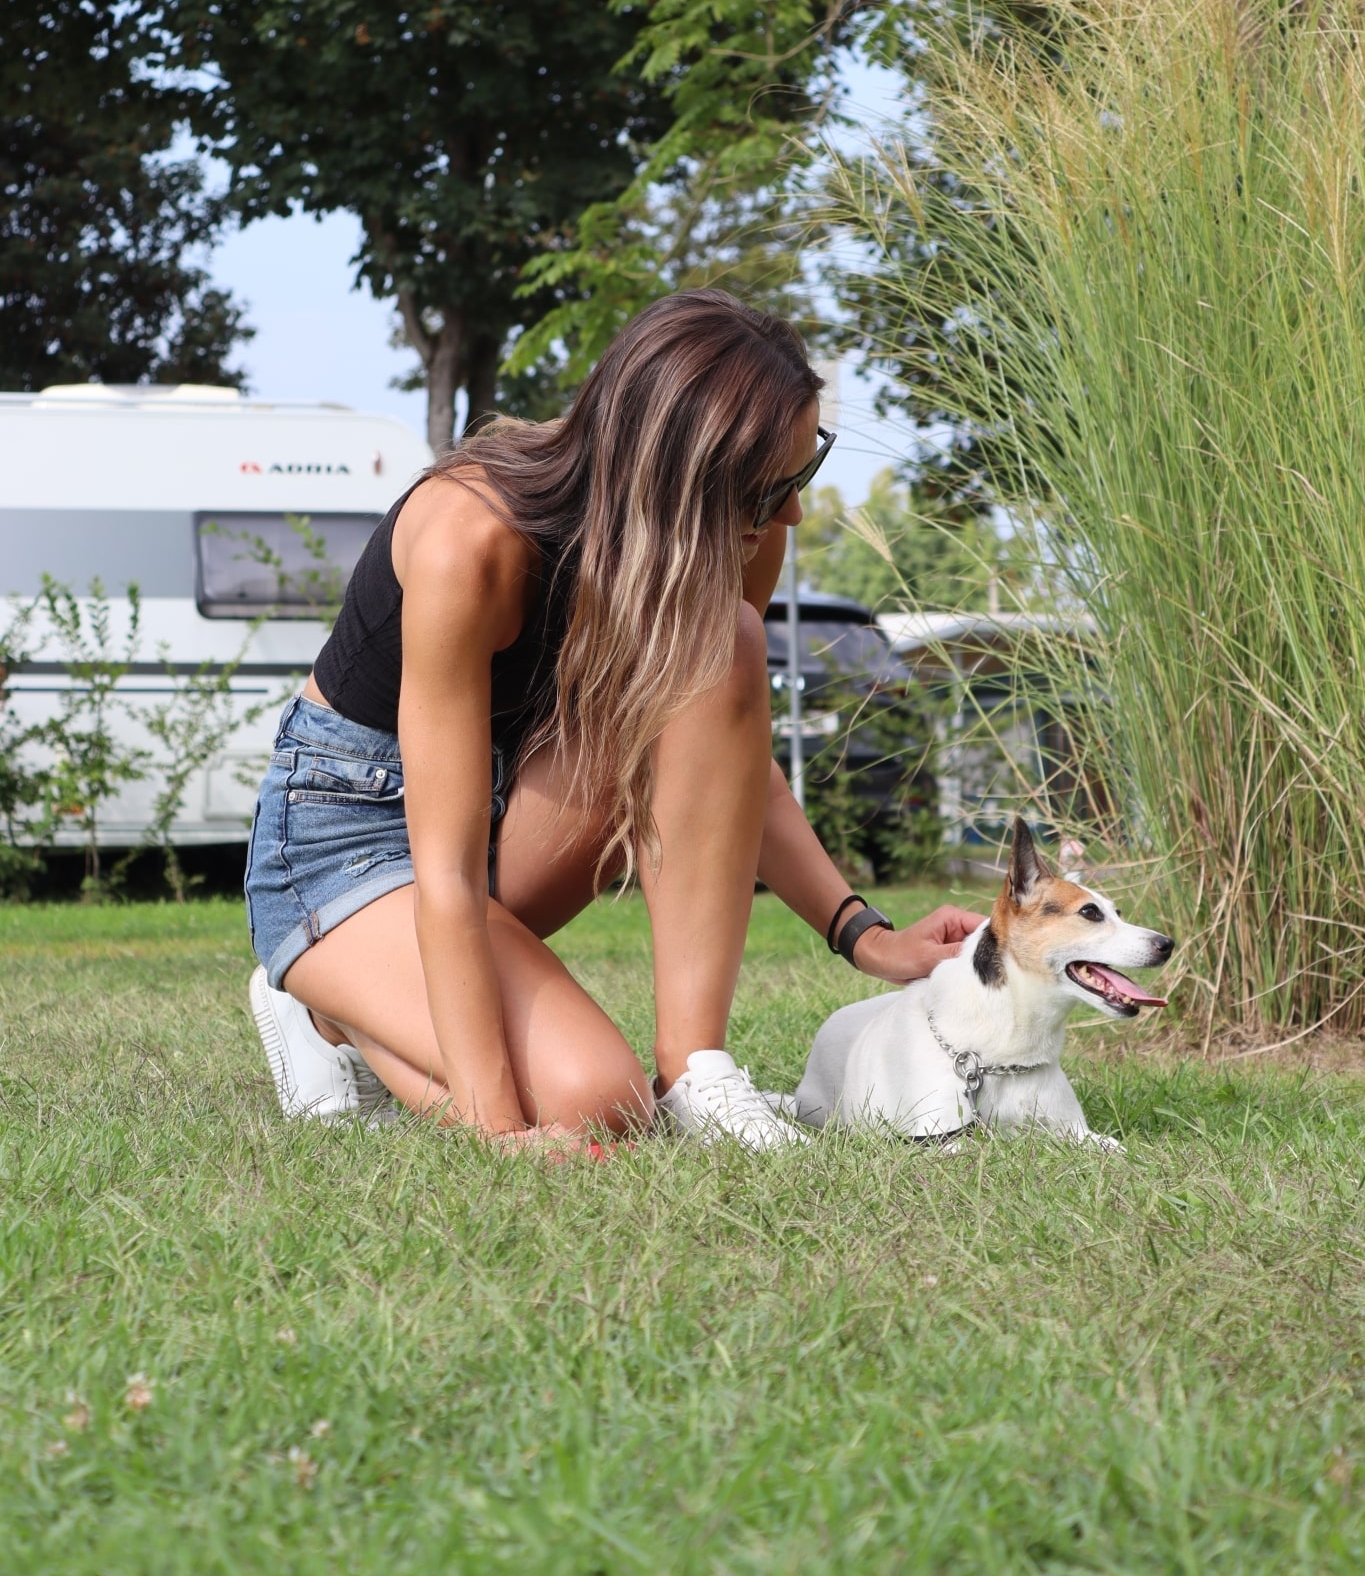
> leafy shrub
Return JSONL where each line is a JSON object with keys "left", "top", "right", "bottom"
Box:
{"left": 824, "top": 0, "right": 1365, "bottom": 1038}
{"left": 1, "top": 580, "right": 273, "bottom": 901}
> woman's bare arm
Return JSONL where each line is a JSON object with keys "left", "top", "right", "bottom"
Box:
{"left": 756, "top": 763, "right": 983, "bottom": 981}
{"left": 393, "top": 479, "right": 535, "bottom": 1131}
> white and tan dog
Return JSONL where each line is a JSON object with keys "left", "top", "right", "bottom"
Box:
{"left": 791, "top": 819, "right": 1174, "bottom": 1144}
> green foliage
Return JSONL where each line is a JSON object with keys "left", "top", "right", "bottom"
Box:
{"left": 790, "top": 665, "right": 942, "bottom": 884}
{"left": 774, "top": 625, "right": 943, "bottom": 884}
{"left": 0, "top": 600, "right": 47, "bottom": 897}
{"left": 2, "top": 894, "right": 1363, "bottom": 1570}
{"left": 1, "top": 579, "right": 273, "bottom": 901}
{"left": 799, "top": 469, "right": 1013, "bottom": 613}
{"left": 792, "top": 472, "right": 1074, "bottom": 870}
{"left": 822, "top": 1, "right": 1075, "bottom": 506}
{"left": 802, "top": 761, "right": 943, "bottom": 885}
{"left": 823, "top": 0, "right": 1365, "bottom": 1037}
{"left": 37, "top": 579, "right": 150, "bottom": 897}
{"left": 130, "top": 657, "right": 274, "bottom": 904}
{"left": 508, "top": 0, "right": 882, "bottom": 381}
{"left": 169, "top": 1, "right": 671, "bottom": 449}
{"left": 0, "top": 2, "right": 251, "bottom": 391}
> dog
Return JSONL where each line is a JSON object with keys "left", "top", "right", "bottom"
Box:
{"left": 791, "top": 819, "right": 1174, "bottom": 1145}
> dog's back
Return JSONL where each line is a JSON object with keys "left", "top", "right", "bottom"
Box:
{"left": 792, "top": 982, "right": 974, "bottom": 1137}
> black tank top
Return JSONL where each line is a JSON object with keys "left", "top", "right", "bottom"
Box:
{"left": 313, "top": 484, "right": 576, "bottom": 758}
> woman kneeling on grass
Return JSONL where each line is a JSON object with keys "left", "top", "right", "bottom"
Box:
{"left": 244, "top": 289, "right": 983, "bottom": 1151}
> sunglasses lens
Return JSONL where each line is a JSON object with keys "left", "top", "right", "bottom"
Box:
{"left": 754, "top": 487, "right": 790, "bottom": 529}
{"left": 750, "top": 429, "right": 835, "bottom": 530}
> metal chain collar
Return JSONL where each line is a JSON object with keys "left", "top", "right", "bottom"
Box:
{"left": 952, "top": 1048, "right": 985, "bottom": 1113}
{"left": 925, "top": 1010, "right": 1044, "bottom": 1121}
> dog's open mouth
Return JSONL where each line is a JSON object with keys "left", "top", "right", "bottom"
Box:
{"left": 1066, "top": 962, "right": 1167, "bottom": 1015}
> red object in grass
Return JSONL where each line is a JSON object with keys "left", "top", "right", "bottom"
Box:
{"left": 585, "top": 1140, "right": 636, "bottom": 1160}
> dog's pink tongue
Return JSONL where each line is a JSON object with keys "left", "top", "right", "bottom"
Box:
{"left": 1091, "top": 964, "right": 1167, "bottom": 1007}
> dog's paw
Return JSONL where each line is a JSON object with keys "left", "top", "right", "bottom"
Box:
{"left": 1083, "top": 1131, "right": 1125, "bottom": 1154}
{"left": 762, "top": 1090, "right": 822, "bottom": 1128}
{"left": 907, "top": 1128, "right": 969, "bottom": 1155}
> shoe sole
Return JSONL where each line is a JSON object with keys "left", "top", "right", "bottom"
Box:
{"left": 250, "top": 965, "right": 398, "bottom": 1125}
{"left": 250, "top": 965, "right": 299, "bottom": 1115}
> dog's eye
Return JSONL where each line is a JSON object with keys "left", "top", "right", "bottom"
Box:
{"left": 1077, "top": 903, "right": 1105, "bottom": 922}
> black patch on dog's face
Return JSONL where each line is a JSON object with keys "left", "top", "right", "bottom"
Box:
{"left": 973, "top": 924, "right": 1005, "bottom": 988}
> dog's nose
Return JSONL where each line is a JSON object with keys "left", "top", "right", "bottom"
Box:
{"left": 1152, "top": 933, "right": 1175, "bottom": 962}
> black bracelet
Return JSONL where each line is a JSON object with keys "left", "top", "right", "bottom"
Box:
{"left": 826, "top": 894, "right": 868, "bottom": 953}
{"left": 837, "top": 903, "right": 894, "bottom": 967}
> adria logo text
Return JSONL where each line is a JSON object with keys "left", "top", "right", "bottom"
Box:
{"left": 239, "top": 461, "right": 352, "bottom": 474}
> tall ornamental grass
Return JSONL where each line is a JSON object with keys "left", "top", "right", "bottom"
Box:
{"left": 827, "top": 0, "right": 1365, "bottom": 1041}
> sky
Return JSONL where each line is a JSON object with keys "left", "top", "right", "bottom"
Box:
{"left": 203, "top": 55, "right": 916, "bottom": 509}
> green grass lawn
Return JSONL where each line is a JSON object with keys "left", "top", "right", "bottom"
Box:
{"left": 2, "top": 888, "right": 1363, "bottom": 1573}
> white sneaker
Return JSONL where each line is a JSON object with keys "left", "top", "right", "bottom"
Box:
{"left": 249, "top": 965, "right": 394, "bottom": 1125}
{"left": 655, "top": 1050, "right": 810, "bottom": 1151}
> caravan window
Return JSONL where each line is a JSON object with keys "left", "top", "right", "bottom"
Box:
{"left": 194, "top": 512, "right": 380, "bottom": 618}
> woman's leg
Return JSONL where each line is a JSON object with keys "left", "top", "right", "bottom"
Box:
{"left": 498, "top": 600, "right": 771, "bottom": 1088}
{"left": 490, "top": 600, "right": 771, "bottom": 1092}
{"left": 283, "top": 602, "right": 771, "bottom": 1126}
{"left": 636, "top": 602, "right": 772, "bottom": 1088}
{"left": 282, "top": 887, "right": 652, "bottom": 1133}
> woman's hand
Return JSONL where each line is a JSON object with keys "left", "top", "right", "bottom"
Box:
{"left": 849, "top": 904, "right": 987, "bottom": 985}
{"left": 485, "top": 1122, "right": 620, "bottom": 1161}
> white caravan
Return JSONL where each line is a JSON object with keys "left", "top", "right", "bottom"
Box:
{"left": 0, "top": 385, "right": 431, "bottom": 846}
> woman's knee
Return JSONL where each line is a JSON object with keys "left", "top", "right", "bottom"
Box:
{"left": 530, "top": 1050, "right": 655, "bottom": 1134}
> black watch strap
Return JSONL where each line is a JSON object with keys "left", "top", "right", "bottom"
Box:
{"left": 836, "top": 903, "right": 893, "bottom": 966}
{"left": 826, "top": 893, "right": 867, "bottom": 953}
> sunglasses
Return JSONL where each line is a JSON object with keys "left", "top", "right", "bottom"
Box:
{"left": 752, "top": 426, "right": 837, "bottom": 528}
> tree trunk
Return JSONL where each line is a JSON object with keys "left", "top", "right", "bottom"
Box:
{"left": 463, "top": 332, "right": 502, "bottom": 435}
{"left": 425, "top": 314, "right": 465, "bottom": 456}
{"left": 395, "top": 284, "right": 465, "bottom": 456}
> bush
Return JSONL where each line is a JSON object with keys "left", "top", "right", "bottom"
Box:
{"left": 824, "top": 0, "right": 1365, "bottom": 1039}
{"left": 0, "top": 580, "right": 270, "bottom": 901}
{"left": 794, "top": 669, "right": 943, "bottom": 886}
{"left": 0, "top": 598, "right": 47, "bottom": 898}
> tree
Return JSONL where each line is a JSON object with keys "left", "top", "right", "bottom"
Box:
{"left": 0, "top": 1, "right": 251, "bottom": 391}
{"left": 508, "top": 0, "right": 886, "bottom": 382}
{"left": 797, "top": 471, "right": 1011, "bottom": 613}
{"left": 821, "top": 2, "right": 1076, "bottom": 508}
{"left": 168, "top": 2, "right": 673, "bottom": 451}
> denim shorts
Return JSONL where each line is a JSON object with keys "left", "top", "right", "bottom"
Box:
{"left": 244, "top": 694, "right": 508, "bottom": 988}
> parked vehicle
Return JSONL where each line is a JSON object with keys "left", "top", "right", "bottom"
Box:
{"left": 0, "top": 384, "right": 431, "bottom": 847}
{"left": 762, "top": 589, "right": 935, "bottom": 849}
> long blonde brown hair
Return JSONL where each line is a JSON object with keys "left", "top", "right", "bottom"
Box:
{"left": 429, "top": 289, "right": 824, "bottom": 884}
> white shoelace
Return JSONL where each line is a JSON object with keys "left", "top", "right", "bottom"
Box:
{"left": 691, "top": 1063, "right": 785, "bottom": 1127}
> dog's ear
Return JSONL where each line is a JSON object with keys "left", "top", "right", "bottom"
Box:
{"left": 1059, "top": 838, "right": 1086, "bottom": 881}
{"left": 1007, "top": 817, "right": 1051, "bottom": 905}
